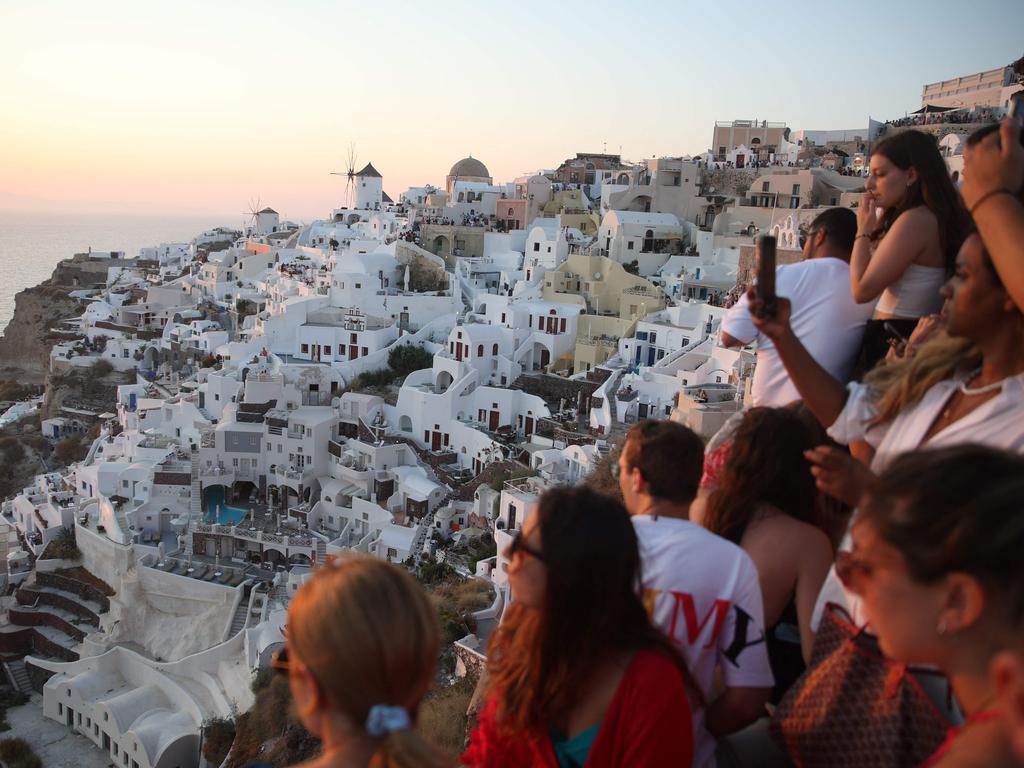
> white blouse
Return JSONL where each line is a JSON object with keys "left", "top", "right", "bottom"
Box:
{"left": 827, "top": 371, "right": 1024, "bottom": 472}
{"left": 814, "top": 370, "right": 1024, "bottom": 629}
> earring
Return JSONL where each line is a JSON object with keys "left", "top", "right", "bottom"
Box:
{"left": 936, "top": 619, "right": 948, "bottom": 636}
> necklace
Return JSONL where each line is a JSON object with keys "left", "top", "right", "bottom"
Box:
{"left": 957, "top": 368, "right": 1007, "bottom": 397}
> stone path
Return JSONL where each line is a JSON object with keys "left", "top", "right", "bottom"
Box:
{"left": 5, "top": 695, "right": 113, "bottom": 768}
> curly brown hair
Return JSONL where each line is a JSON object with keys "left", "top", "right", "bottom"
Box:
{"left": 702, "top": 407, "right": 819, "bottom": 545}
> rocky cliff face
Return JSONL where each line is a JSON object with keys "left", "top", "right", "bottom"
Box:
{"left": 0, "top": 268, "right": 85, "bottom": 383}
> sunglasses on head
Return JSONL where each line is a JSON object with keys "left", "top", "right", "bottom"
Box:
{"left": 799, "top": 229, "right": 820, "bottom": 249}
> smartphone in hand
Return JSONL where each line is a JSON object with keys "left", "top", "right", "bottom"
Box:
{"left": 755, "top": 235, "right": 777, "bottom": 318}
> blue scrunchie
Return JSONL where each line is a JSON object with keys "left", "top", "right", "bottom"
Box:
{"left": 365, "top": 704, "right": 411, "bottom": 737}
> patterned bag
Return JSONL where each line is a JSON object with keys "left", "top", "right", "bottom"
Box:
{"left": 769, "top": 603, "right": 951, "bottom": 768}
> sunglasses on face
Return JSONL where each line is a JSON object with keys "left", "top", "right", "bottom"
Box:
{"left": 834, "top": 550, "right": 872, "bottom": 594}
{"left": 799, "top": 229, "right": 820, "bottom": 249}
{"left": 507, "top": 529, "right": 546, "bottom": 563}
{"left": 271, "top": 646, "right": 291, "bottom": 675}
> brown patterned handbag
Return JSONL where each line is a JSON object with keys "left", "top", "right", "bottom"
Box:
{"left": 769, "top": 603, "right": 952, "bottom": 768}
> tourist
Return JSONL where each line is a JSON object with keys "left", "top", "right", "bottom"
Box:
{"left": 615, "top": 421, "right": 773, "bottom": 768}
{"left": 992, "top": 647, "right": 1024, "bottom": 764}
{"left": 849, "top": 130, "right": 968, "bottom": 374}
{"left": 721, "top": 207, "right": 874, "bottom": 406}
{"left": 961, "top": 115, "right": 1024, "bottom": 311}
{"left": 462, "top": 486, "right": 698, "bottom": 767}
{"left": 749, "top": 229, "right": 1024, "bottom": 483}
{"left": 747, "top": 230, "right": 1024, "bottom": 624}
{"left": 842, "top": 445, "right": 1024, "bottom": 767}
{"left": 278, "top": 557, "right": 449, "bottom": 768}
{"left": 696, "top": 408, "right": 833, "bottom": 698}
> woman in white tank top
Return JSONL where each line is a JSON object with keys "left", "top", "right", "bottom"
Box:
{"left": 849, "top": 130, "right": 968, "bottom": 375}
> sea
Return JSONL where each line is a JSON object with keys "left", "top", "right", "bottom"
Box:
{"left": 0, "top": 210, "right": 238, "bottom": 335}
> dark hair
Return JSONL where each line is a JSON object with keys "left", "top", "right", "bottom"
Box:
{"left": 870, "top": 129, "right": 969, "bottom": 274}
{"left": 862, "top": 445, "right": 1024, "bottom": 627}
{"left": 810, "top": 206, "right": 857, "bottom": 255}
{"left": 486, "top": 486, "right": 701, "bottom": 733}
{"left": 703, "top": 408, "right": 819, "bottom": 544}
{"left": 622, "top": 420, "right": 704, "bottom": 504}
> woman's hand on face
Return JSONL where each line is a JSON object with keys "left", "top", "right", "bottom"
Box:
{"left": 747, "top": 287, "right": 792, "bottom": 342}
{"left": 856, "top": 193, "right": 879, "bottom": 237}
{"left": 805, "top": 446, "right": 874, "bottom": 507}
{"left": 962, "top": 116, "right": 1024, "bottom": 209}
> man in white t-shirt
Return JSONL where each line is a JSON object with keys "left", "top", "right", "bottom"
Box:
{"left": 721, "top": 207, "right": 875, "bottom": 407}
{"left": 618, "top": 420, "right": 774, "bottom": 768}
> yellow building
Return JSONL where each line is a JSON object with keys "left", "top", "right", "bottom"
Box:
{"left": 542, "top": 254, "right": 665, "bottom": 372}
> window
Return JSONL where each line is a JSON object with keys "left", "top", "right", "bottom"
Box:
{"left": 792, "top": 183, "right": 801, "bottom": 196}
{"left": 301, "top": 344, "right": 309, "bottom": 353}
{"left": 762, "top": 181, "right": 770, "bottom": 192}
{"left": 355, "top": 283, "right": 361, "bottom": 289}
{"left": 627, "top": 241, "right": 634, "bottom": 250}
{"left": 324, "top": 345, "right": 331, "bottom": 355}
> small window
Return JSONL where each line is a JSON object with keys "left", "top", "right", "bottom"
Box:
{"left": 627, "top": 241, "right": 634, "bottom": 250}
{"left": 533, "top": 242, "right": 540, "bottom": 252}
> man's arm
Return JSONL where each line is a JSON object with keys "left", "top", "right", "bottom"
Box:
{"left": 720, "top": 331, "right": 747, "bottom": 348}
{"left": 707, "top": 686, "right": 772, "bottom": 736}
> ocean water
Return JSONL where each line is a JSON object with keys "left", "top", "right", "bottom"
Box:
{"left": 0, "top": 210, "right": 236, "bottom": 335}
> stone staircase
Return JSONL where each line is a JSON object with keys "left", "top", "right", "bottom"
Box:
{"left": 227, "top": 599, "right": 249, "bottom": 638}
{"left": 315, "top": 538, "right": 327, "bottom": 566}
{"left": 5, "top": 659, "right": 31, "bottom": 693}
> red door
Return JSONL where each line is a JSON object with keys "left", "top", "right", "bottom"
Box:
{"left": 525, "top": 417, "right": 534, "bottom": 435}
{"left": 431, "top": 431, "right": 442, "bottom": 451}
{"left": 489, "top": 411, "right": 499, "bottom": 431}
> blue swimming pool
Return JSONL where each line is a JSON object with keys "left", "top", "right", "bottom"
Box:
{"left": 204, "top": 486, "right": 248, "bottom": 525}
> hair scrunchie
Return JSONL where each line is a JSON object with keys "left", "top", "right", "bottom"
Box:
{"left": 365, "top": 704, "right": 411, "bottom": 737}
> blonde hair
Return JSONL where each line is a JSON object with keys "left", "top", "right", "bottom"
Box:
{"left": 287, "top": 556, "right": 449, "bottom": 768}
{"left": 865, "top": 332, "right": 979, "bottom": 426}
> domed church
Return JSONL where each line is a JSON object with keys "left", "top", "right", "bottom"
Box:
{"left": 446, "top": 156, "right": 491, "bottom": 195}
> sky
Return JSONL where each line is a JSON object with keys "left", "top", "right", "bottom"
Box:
{"left": 1, "top": 0, "right": 1021, "bottom": 222}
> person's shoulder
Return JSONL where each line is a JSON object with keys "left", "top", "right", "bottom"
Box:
{"left": 627, "top": 649, "right": 691, "bottom": 693}
{"left": 749, "top": 513, "right": 832, "bottom": 558}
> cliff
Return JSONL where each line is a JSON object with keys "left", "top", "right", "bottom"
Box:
{"left": 0, "top": 268, "right": 84, "bottom": 384}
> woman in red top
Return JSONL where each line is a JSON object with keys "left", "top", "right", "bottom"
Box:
{"left": 838, "top": 445, "right": 1024, "bottom": 767}
{"left": 462, "top": 487, "right": 699, "bottom": 768}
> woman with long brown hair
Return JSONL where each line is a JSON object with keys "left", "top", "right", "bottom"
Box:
{"left": 697, "top": 407, "right": 833, "bottom": 700}
{"left": 280, "top": 556, "right": 450, "bottom": 768}
{"left": 850, "top": 129, "right": 968, "bottom": 372}
{"left": 462, "top": 486, "right": 698, "bottom": 768}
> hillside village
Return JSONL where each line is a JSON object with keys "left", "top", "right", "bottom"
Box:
{"left": 0, "top": 61, "right": 1016, "bottom": 766}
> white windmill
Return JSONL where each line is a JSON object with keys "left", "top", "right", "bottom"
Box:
{"left": 242, "top": 197, "right": 263, "bottom": 236}
{"left": 330, "top": 143, "right": 358, "bottom": 209}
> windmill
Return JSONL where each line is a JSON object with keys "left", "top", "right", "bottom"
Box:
{"left": 242, "top": 196, "right": 263, "bottom": 235}
{"left": 330, "top": 143, "right": 358, "bottom": 209}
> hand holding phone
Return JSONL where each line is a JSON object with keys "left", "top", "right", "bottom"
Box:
{"left": 754, "top": 235, "right": 777, "bottom": 318}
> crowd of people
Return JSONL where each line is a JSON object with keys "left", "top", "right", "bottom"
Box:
{"left": 880, "top": 107, "right": 1002, "bottom": 133}
{"left": 252, "top": 114, "right": 1023, "bottom": 768}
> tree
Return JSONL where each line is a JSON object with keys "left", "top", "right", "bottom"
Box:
{"left": 91, "top": 359, "right": 114, "bottom": 377}
{"left": 387, "top": 345, "right": 433, "bottom": 378}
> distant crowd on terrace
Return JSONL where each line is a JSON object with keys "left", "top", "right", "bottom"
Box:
{"left": 252, "top": 113, "right": 1024, "bottom": 768}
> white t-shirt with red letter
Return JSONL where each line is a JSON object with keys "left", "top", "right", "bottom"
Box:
{"left": 634, "top": 515, "right": 774, "bottom": 768}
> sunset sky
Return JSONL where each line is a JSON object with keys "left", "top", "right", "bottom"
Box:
{"left": 1, "top": 0, "right": 1021, "bottom": 221}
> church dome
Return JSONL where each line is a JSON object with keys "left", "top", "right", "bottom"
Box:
{"left": 448, "top": 157, "right": 490, "bottom": 179}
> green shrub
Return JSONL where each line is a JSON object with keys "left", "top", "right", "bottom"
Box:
{"left": 91, "top": 359, "right": 114, "bottom": 377}
{"left": 202, "top": 716, "right": 236, "bottom": 765}
{"left": 0, "top": 737, "right": 42, "bottom": 768}
{"left": 41, "top": 527, "right": 80, "bottom": 561}
{"left": 388, "top": 345, "right": 433, "bottom": 378}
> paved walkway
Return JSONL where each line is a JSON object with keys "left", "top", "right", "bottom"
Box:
{"left": 6, "top": 695, "right": 113, "bottom": 768}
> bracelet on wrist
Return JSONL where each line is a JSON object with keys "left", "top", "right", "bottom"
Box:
{"left": 854, "top": 233, "right": 871, "bottom": 241}
{"left": 969, "top": 188, "right": 1014, "bottom": 216}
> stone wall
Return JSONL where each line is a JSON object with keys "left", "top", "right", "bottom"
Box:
{"left": 702, "top": 168, "right": 759, "bottom": 197}
{"left": 9, "top": 608, "right": 87, "bottom": 642}
{"left": 36, "top": 572, "right": 111, "bottom": 612}
{"left": 0, "top": 626, "right": 79, "bottom": 663}
{"left": 736, "top": 243, "right": 805, "bottom": 288}
{"left": 510, "top": 372, "right": 600, "bottom": 408}
{"left": 17, "top": 586, "right": 101, "bottom": 625}
{"left": 25, "top": 658, "right": 56, "bottom": 693}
